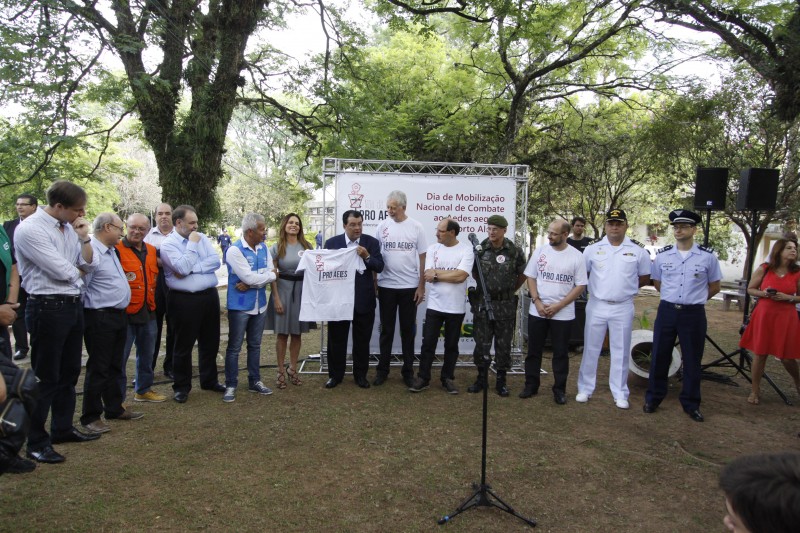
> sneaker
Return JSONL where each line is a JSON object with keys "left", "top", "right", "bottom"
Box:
{"left": 408, "top": 377, "right": 430, "bottom": 392}
{"left": 134, "top": 390, "right": 167, "bottom": 403}
{"left": 223, "top": 387, "right": 236, "bottom": 403}
{"left": 441, "top": 379, "right": 459, "bottom": 395}
{"left": 615, "top": 399, "right": 630, "bottom": 410}
{"left": 113, "top": 409, "right": 145, "bottom": 420}
{"left": 82, "top": 420, "right": 111, "bottom": 434}
{"left": 248, "top": 381, "right": 273, "bottom": 395}
{"left": 575, "top": 392, "right": 590, "bottom": 403}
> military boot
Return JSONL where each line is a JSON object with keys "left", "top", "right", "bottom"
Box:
{"left": 466, "top": 368, "right": 487, "bottom": 393}
{"left": 495, "top": 370, "right": 510, "bottom": 397}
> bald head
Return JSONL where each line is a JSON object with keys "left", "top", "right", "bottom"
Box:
{"left": 126, "top": 213, "right": 150, "bottom": 248}
{"left": 155, "top": 203, "right": 173, "bottom": 234}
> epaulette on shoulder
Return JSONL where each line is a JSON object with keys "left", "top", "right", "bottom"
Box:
{"left": 630, "top": 238, "right": 646, "bottom": 248}
{"left": 657, "top": 245, "right": 673, "bottom": 254}
{"left": 698, "top": 245, "right": 714, "bottom": 253}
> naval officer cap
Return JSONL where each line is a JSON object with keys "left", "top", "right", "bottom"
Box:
{"left": 487, "top": 215, "right": 508, "bottom": 228}
{"left": 605, "top": 208, "right": 627, "bottom": 222}
{"left": 669, "top": 209, "right": 702, "bottom": 226}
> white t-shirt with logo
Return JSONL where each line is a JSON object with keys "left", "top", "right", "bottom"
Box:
{"left": 375, "top": 217, "right": 428, "bottom": 289}
{"left": 296, "top": 247, "right": 364, "bottom": 322}
{"left": 524, "top": 244, "right": 588, "bottom": 321}
{"left": 425, "top": 241, "right": 474, "bottom": 314}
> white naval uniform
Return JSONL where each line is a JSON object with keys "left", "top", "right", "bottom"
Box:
{"left": 577, "top": 236, "right": 651, "bottom": 401}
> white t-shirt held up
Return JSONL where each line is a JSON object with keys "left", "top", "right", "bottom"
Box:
{"left": 297, "top": 247, "right": 364, "bottom": 322}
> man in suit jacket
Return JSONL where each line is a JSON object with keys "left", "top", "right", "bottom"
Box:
{"left": 3, "top": 193, "right": 38, "bottom": 360}
{"left": 324, "top": 210, "right": 384, "bottom": 388}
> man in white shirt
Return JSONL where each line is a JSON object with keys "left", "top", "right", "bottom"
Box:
{"left": 14, "top": 181, "right": 101, "bottom": 464}
{"left": 373, "top": 190, "right": 427, "bottom": 387}
{"left": 222, "top": 213, "right": 276, "bottom": 402}
{"left": 144, "top": 202, "right": 174, "bottom": 379}
{"left": 409, "top": 218, "right": 474, "bottom": 394}
{"left": 520, "top": 219, "right": 588, "bottom": 404}
{"left": 576, "top": 208, "right": 651, "bottom": 409}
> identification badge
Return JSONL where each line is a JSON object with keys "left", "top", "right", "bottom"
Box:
{"left": 126, "top": 272, "right": 137, "bottom": 281}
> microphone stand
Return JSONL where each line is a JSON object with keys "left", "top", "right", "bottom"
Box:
{"left": 438, "top": 236, "right": 536, "bottom": 528}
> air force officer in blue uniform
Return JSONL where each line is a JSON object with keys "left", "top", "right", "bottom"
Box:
{"left": 324, "top": 210, "right": 384, "bottom": 388}
{"left": 644, "top": 209, "right": 721, "bottom": 422}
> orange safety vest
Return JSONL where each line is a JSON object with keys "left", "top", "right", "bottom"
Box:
{"left": 116, "top": 241, "right": 158, "bottom": 314}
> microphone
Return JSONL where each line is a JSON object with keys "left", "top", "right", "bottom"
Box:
{"left": 468, "top": 233, "right": 482, "bottom": 252}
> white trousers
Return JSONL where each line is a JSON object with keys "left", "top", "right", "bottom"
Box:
{"left": 577, "top": 298, "right": 634, "bottom": 400}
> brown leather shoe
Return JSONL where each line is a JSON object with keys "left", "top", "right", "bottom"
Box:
{"left": 110, "top": 409, "right": 145, "bottom": 421}
{"left": 81, "top": 420, "right": 111, "bottom": 434}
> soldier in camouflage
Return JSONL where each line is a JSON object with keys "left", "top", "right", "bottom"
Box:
{"left": 467, "top": 215, "right": 527, "bottom": 396}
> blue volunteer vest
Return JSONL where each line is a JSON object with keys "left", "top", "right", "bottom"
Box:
{"left": 226, "top": 240, "right": 269, "bottom": 311}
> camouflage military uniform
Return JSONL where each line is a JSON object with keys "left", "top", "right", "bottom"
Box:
{"left": 471, "top": 237, "right": 526, "bottom": 371}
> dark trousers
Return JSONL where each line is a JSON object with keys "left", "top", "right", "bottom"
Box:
{"left": 376, "top": 287, "right": 417, "bottom": 378}
{"left": 81, "top": 309, "right": 127, "bottom": 424}
{"left": 327, "top": 309, "right": 375, "bottom": 382}
{"left": 525, "top": 315, "right": 573, "bottom": 393}
{"left": 10, "top": 286, "right": 28, "bottom": 354}
{"left": 472, "top": 314, "right": 515, "bottom": 371}
{"left": 25, "top": 297, "right": 84, "bottom": 450}
{"left": 0, "top": 328, "right": 11, "bottom": 359}
{"left": 418, "top": 309, "right": 464, "bottom": 383}
{"left": 152, "top": 269, "right": 173, "bottom": 373}
{"left": 168, "top": 288, "right": 220, "bottom": 394}
{"left": 646, "top": 302, "right": 707, "bottom": 411}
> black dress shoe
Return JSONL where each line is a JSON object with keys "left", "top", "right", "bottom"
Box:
{"left": 685, "top": 409, "right": 704, "bottom": 422}
{"left": 13, "top": 350, "right": 27, "bottom": 361}
{"left": 173, "top": 391, "right": 188, "bottom": 403}
{"left": 51, "top": 427, "right": 102, "bottom": 444}
{"left": 553, "top": 391, "right": 567, "bottom": 405}
{"left": 324, "top": 378, "right": 341, "bottom": 389}
{"left": 518, "top": 385, "right": 538, "bottom": 399}
{"left": 355, "top": 377, "right": 370, "bottom": 389}
{"left": 496, "top": 384, "right": 510, "bottom": 397}
{"left": 372, "top": 374, "right": 387, "bottom": 386}
{"left": 202, "top": 383, "right": 225, "bottom": 393}
{"left": 26, "top": 446, "right": 66, "bottom": 464}
{"left": 643, "top": 403, "right": 657, "bottom": 414}
{"left": 163, "top": 370, "right": 175, "bottom": 380}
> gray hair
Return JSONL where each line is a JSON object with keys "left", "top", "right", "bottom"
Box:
{"left": 387, "top": 190, "right": 407, "bottom": 208}
{"left": 242, "top": 212, "right": 265, "bottom": 233}
{"left": 92, "top": 212, "right": 118, "bottom": 233}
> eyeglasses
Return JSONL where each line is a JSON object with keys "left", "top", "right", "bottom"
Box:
{"left": 127, "top": 226, "right": 148, "bottom": 232}
{"left": 547, "top": 232, "right": 566, "bottom": 237}
{"left": 15, "top": 202, "right": 32, "bottom": 207}
{"left": 108, "top": 223, "right": 124, "bottom": 232}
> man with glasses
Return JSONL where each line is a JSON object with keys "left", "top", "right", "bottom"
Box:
{"left": 576, "top": 209, "right": 651, "bottom": 410}
{"left": 81, "top": 213, "right": 143, "bottom": 435}
{"left": 3, "top": 194, "right": 37, "bottom": 360}
{"left": 14, "top": 181, "right": 100, "bottom": 464}
{"left": 520, "top": 219, "right": 587, "bottom": 403}
{"left": 117, "top": 213, "right": 166, "bottom": 404}
{"left": 644, "top": 209, "right": 721, "bottom": 422}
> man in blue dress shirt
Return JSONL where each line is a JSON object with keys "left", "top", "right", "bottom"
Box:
{"left": 644, "top": 209, "right": 722, "bottom": 422}
{"left": 160, "top": 205, "right": 223, "bottom": 403}
{"left": 81, "top": 213, "right": 142, "bottom": 434}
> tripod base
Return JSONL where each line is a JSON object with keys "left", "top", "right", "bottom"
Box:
{"left": 438, "top": 483, "right": 536, "bottom": 527}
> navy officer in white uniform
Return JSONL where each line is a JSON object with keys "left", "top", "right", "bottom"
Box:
{"left": 576, "top": 208, "right": 651, "bottom": 409}
{"left": 644, "top": 209, "right": 721, "bottom": 422}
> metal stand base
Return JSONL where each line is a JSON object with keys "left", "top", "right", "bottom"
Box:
{"left": 438, "top": 483, "right": 536, "bottom": 527}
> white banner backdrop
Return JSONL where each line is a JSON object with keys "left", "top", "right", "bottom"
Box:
{"left": 332, "top": 173, "right": 519, "bottom": 355}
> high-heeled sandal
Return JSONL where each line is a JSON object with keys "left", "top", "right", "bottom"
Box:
{"left": 276, "top": 370, "right": 287, "bottom": 390}
{"left": 287, "top": 367, "right": 303, "bottom": 386}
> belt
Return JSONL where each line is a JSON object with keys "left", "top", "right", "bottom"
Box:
{"left": 170, "top": 287, "right": 216, "bottom": 295}
{"left": 30, "top": 294, "right": 81, "bottom": 303}
{"left": 662, "top": 302, "right": 704, "bottom": 310}
{"left": 87, "top": 307, "right": 126, "bottom": 314}
{"left": 595, "top": 298, "right": 632, "bottom": 305}
{"left": 279, "top": 273, "right": 304, "bottom": 281}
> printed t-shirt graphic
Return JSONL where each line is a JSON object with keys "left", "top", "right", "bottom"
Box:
{"left": 297, "top": 247, "right": 365, "bottom": 322}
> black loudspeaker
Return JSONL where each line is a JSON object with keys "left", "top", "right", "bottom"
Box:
{"left": 694, "top": 167, "right": 729, "bottom": 210}
{"left": 736, "top": 168, "right": 779, "bottom": 210}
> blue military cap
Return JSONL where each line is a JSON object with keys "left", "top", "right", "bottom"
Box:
{"left": 669, "top": 209, "right": 702, "bottom": 225}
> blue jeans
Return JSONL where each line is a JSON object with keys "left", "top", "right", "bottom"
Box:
{"left": 225, "top": 310, "right": 268, "bottom": 388}
{"left": 120, "top": 320, "right": 157, "bottom": 398}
